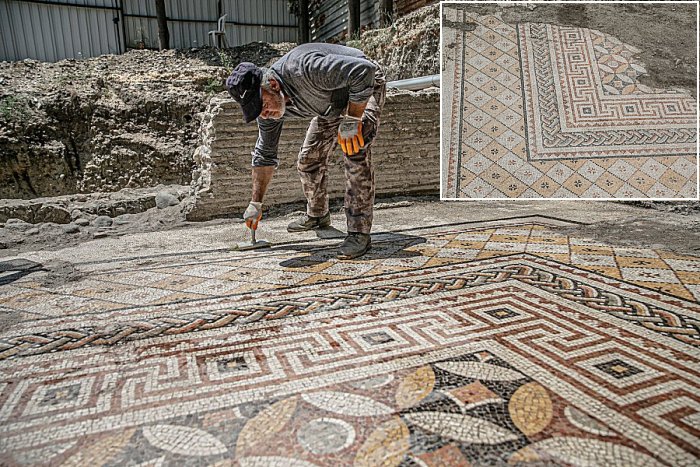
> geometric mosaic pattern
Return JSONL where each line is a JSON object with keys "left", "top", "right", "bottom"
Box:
{"left": 442, "top": 8, "right": 699, "bottom": 199}
{"left": 1, "top": 251, "right": 699, "bottom": 358}
{"left": 1, "top": 218, "right": 699, "bottom": 337}
{"left": 520, "top": 23, "right": 697, "bottom": 161}
{"left": 3, "top": 219, "right": 700, "bottom": 338}
{"left": 1, "top": 229, "right": 699, "bottom": 465}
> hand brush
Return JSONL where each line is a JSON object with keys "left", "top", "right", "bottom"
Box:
{"left": 233, "top": 225, "right": 271, "bottom": 251}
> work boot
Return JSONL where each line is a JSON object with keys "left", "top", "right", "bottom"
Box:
{"left": 287, "top": 211, "right": 331, "bottom": 232}
{"left": 338, "top": 232, "right": 371, "bottom": 260}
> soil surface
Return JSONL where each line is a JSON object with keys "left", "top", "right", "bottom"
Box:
{"left": 446, "top": 2, "right": 697, "bottom": 97}
{"left": 349, "top": 4, "right": 440, "bottom": 80}
{"left": 0, "top": 42, "right": 295, "bottom": 200}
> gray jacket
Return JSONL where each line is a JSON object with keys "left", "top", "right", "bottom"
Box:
{"left": 252, "top": 43, "right": 378, "bottom": 167}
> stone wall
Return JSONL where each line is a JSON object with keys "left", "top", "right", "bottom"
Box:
{"left": 186, "top": 88, "right": 440, "bottom": 221}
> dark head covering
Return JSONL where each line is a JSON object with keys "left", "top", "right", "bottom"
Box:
{"left": 225, "top": 62, "right": 263, "bottom": 123}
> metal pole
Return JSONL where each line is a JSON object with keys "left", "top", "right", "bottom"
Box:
{"left": 299, "top": 0, "right": 309, "bottom": 44}
{"left": 155, "top": 0, "right": 169, "bottom": 50}
{"left": 348, "top": 0, "right": 360, "bottom": 39}
{"left": 380, "top": 0, "right": 393, "bottom": 27}
{"left": 387, "top": 74, "right": 441, "bottom": 91}
{"left": 113, "top": 0, "right": 122, "bottom": 54}
{"left": 117, "top": 0, "right": 127, "bottom": 53}
{"left": 217, "top": 0, "right": 222, "bottom": 48}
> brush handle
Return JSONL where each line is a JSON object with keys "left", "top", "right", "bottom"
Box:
{"left": 251, "top": 227, "right": 256, "bottom": 244}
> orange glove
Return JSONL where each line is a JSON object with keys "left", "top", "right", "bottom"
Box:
{"left": 337, "top": 115, "right": 365, "bottom": 156}
{"left": 243, "top": 201, "right": 262, "bottom": 230}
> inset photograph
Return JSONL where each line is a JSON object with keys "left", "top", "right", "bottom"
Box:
{"left": 441, "top": 2, "right": 699, "bottom": 199}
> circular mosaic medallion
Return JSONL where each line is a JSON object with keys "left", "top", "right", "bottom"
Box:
{"left": 297, "top": 417, "right": 355, "bottom": 454}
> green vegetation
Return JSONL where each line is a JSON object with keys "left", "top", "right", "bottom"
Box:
{"left": 204, "top": 77, "right": 225, "bottom": 94}
{"left": 217, "top": 49, "right": 235, "bottom": 74}
{"left": 345, "top": 29, "right": 366, "bottom": 53}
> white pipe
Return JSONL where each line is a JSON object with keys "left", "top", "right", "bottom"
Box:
{"left": 387, "top": 74, "right": 440, "bottom": 90}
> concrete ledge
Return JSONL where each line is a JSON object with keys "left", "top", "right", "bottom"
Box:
{"left": 185, "top": 88, "right": 440, "bottom": 221}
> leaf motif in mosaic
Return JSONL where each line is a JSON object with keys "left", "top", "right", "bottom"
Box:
{"left": 508, "top": 382, "right": 553, "bottom": 436}
{"left": 62, "top": 428, "right": 135, "bottom": 466}
{"left": 301, "top": 391, "right": 393, "bottom": 417}
{"left": 404, "top": 411, "right": 519, "bottom": 444}
{"left": 235, "top": 396, "right": 298, "bottom": 457}
{"left": 349, "top": 374, "right": 394, "bottom": 390}
{"left": 353, "top": 417, "right": 410, "bottom": 467}
{"left": 435, "top": 361, "right": 526, "bottom": 381}
{"left": 564, "top": 406, "right": 616, "bottom": 437}
{"left": 395, "top": 365, "right": 435, "bottom": 409}
{"left": 142, "top": 424, "right": 227, "bottom": 457}
{"left": 509, "top": 437, "right": 665, "bottom": 467}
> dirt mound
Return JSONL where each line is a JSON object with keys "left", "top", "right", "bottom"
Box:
{"left": 349, "top": 4, "right": 440, "bottom": 81}
{"left": 0, "top": 42, "right": 294, "bottom": 200}
{"left": 622, "top": 201, "right": 700, "bottom": 216}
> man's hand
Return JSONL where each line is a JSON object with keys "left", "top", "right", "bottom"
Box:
{"left": 338, "top": 115, "right": 365, "bottom": 156}
{"left": 243, "top": 201, "right": 263, "bottom": 230}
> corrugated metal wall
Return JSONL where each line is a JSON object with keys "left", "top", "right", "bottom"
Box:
{"left": 123, "top": 0, "right": 220, "bottom": 49}
{"left": 0, "top": 0, "right": 122, "bottom": 62}
{"left": 309, "top": 0, "right": 380, "bottom": 42}
{"left": 124, "top": 0, "right": 298, "bottom": 50}
{"left": 0, "top": 0, "right": 298, "bottom": 62}
{"left": 223, "top": 0, "right": 298, "bottom": 46}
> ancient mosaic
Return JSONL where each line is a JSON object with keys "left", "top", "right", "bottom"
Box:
{"left": 442, "top": 8, "right": 698, "bottom": 199}
{"left": 1, "top": 218, "right": 699, "bottom": 465}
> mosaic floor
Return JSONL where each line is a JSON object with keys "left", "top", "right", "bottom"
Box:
{"left": 1, "top": 217, "right": 699, "bottom": 465}
{"left": 441, "top": 8, "right": 699, "bottom": 199}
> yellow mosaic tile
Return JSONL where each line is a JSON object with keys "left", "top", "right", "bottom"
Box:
{"left": 615, "top": 257, "right": 672, "bottom": 270}
{"left": 676, "top": 271, "right": 700, "bottom": 285}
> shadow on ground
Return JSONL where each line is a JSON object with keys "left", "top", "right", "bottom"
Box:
{"left": 0, "top": 259, "right": 43, "bottom": 286}
{"left": 279, "top": 231, "right": 428, "bottom": 267}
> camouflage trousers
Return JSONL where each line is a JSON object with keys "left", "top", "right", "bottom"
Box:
{"left": 297, "top": 69, "right": 387, "bottom": 235}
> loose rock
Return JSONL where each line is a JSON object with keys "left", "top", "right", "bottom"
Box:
{"left": 92, "top": 216, "right": 113, "bottom": 227}
{"left": 37, "top": 205, "right": 72, "bottom": 224}
{"left": 4, "top": 220, "right": 31, "bottom": 231}
{"left": 155, "top": 192, "right": 180, "bottom": 209}
{"left": 62, "top": 224, "right": 80, "bottom": 234}
{"left": 114, "top": 215, "right": 132, "bottom": 225}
